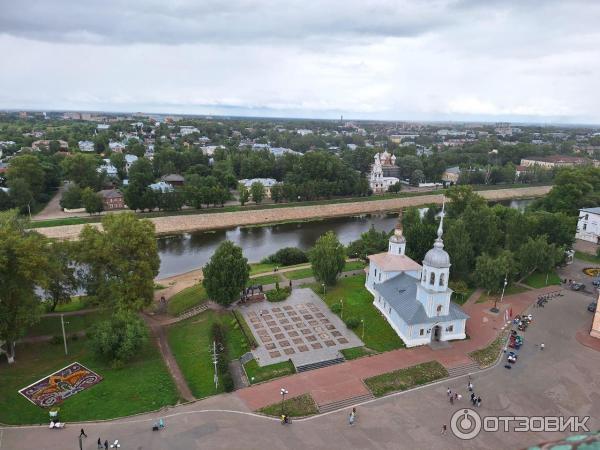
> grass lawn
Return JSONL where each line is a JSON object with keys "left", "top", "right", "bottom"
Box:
{"left": 0, "top": 332, "right": 179, "bottom": 424}
{"left": 451, "top": 287, "right": 476, "bottom": 306}
{"left": 343, "top": 260, "right": 367, "bottom": 271}
{"left": 364, "top": 361, "right": 448, "bottom": 397}
{"left": 523, "top": 271, "right": 561, "bottom": 289}
{"left": 167, "top": 310, "right": 249, "bottom": 399}
{"left": 167, "top": 284, "right": 208, "bottom": 316}
{"left": 250, "top": 262, "right": 277, "bottom": 275}
{"left": 308, "top": 274, "right": 404, "bottom": 352}
{"left": 244, "top": 359, "right": 296, "bottom": 384}
{"left": 341, "top": 346, "right": 375, "bottom": 360}
{"left": 283, "top": 267, "right": 315, "bottom": 280}
{"left": 575, "top": 250, "right": 600, "bottom": 264}
{"left": 232, "top": 310, "right": 258, "bottom": 349}
{"left": 26, "top": 310, "right": 111, "bottom": 338}
{"left": 247, "top": 274, "right": 281, "bottom": 287}
{"left": 53, "top": 296, "right": 91, "bottom": 313}
{"left": 469, "top": 331, "right": 509, "bottom": 368}
{"left": 257, "top": 393, "right": 319, "bottom": 417}
{"left": 476, "top": 284, "right": 529, "bottom": 304}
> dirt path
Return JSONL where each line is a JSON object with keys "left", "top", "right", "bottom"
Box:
{"left": 35, "top": 185, "right": 551, "bottom": 240}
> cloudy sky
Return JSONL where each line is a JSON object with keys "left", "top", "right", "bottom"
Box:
{"left": 1, "top": 0, "right": 599, "bottom": 123}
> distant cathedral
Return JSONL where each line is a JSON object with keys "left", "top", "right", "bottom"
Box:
{"left": 369, "top": 150, "right": 400, "bottom": 193}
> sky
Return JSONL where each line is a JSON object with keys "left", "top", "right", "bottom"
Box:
{"left": 1, "top": 0, "right": 599, "bottom": 124}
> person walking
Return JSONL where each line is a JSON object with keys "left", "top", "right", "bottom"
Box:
{"left": 80, "top": 428, "right": 87, "bottom": 438}
{"left": 98, "top": 437, "right": 103, "bottom": 449}
{"left": 447, "top": 387, "right": 452, "bottom": 397}
{"left": 468, "top": 381, "right": 473, "bottom": 392}
{"left": 540, "top": 342, "right": 545, "bottom": 350}
{"left": 348, "top": 410, "right": 355, "bottom": 426}
{"left": 476, "top": 396, "right": 482, "bottom": 407}
{"left": 441, "top": 424, "right": 447, "bottom": 435}
{"left": 104, "top": 440, "right": 109, "bottom": 450}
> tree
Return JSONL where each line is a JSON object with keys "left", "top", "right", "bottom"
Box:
{"left": 89, "top": 312, "right": 147, "bottom": 366}
{"left": 109, "top": 152, "right": 127, "bottom": 179}
{"left": 445, "top": 185, "right": 487, "bottom": 218}
{"left": 346, "top": 226, "right": 390, "bottom": 259}
{"left": 81, "top": 187, "right": 103, "bottom": 214}
{"left": 271, "top": 184, "right": 283, "bottom": 203}
{"left": 388, "top": 182, "right": 402, "bottom": 193}
{"left": 6, "top": 155, "right": 45, "bottom": 198}
{"left": 310, "top": 231, "right": 346, "bottom": 286}
{"left": 60, "top": 184, "right": 83, "bottom": 209}
{"left": 44, "top": 241, "right": 79, "bottom": 312}
{"left": 7, "top": 177, "right": 34, "bottom": 212}
{"left": 0, "top": 189, "right": 12, "bottom": 211}
{"left": 157, "top": 190, "right": 184, "bottom": 211}
{"left": 444, "top": 219, "right": 474, "bottom": 280}
{"left": 239, "top": 184, "right": 249, "bottom": 206}
{"left": 410, "top": 169, "right": 425, "bottom": 186}
{"left": 61, "top": 153, "right": 103, "bottom": 190}
{"left": 0, "top": 210, "right": 49, "bottom": 363}
{"left": 77, "top": 213, "right": 159, "bottom": 312}
{"left": 262, "top": 247, "right": 308, "bottom": 266}
{"left": 202, "top": 241, "right": 250, "bottom": 306}
{"left": 474, "top": 251, "right": 514, "bottom": 294}
{"left": 250, "top": 182, "right": 265, "bottom": 204}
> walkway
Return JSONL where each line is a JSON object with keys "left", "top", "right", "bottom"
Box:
{"left": 35, "top": 185, "right": 551, "bottom": 240}
{"left": 235, "top": 285, "right": 559, "bottom": 411}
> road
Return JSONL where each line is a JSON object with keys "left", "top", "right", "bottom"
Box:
{"left": 35, "top": 185, "right": 551, "bottom": 240}
{"left": 2, "top": 287, "right": 598, "bottom": 450}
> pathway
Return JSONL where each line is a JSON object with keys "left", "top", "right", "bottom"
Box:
{"left": 235, "top": 284, "right": 559, "bottom": 411}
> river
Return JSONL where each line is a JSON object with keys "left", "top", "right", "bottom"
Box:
{"left": 156, "top": 198, "right": 534, "bottom": 279}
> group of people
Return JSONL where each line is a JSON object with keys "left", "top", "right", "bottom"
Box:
{"left": 442, "top": 379, "right": 483, "bottom": 434}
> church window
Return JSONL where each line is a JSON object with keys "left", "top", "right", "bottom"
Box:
{"left": 429, "top": 272, "right": 435, "bottom": 285}
{"left": 439, "top": 273, "right": 445, "bottom": 287}
{"left": 378, "top": 272, "right": 381, "bottom": 281}
{"left": 436, "top": 305, "right": 442, "bottom": 315}
{"left": 388, "top": 307, "right": 391, "bottom": 314}
{"left": 422, "top": 270, "right": 426, "bottom": 282}
{"left": 446, "top": 325, "right": 454, "bottom": 333}
{"left": 583, "top": 223, "right": 587, "bottom": 230}
{"left": 374, "top": 268, "right": 377, "bottom": 277}
{"left": 419, "top": 329, "right": 424, "bottom": 336}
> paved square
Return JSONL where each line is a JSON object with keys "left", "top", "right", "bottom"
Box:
{"left": 238, "top": 288, "right": 363, "bottom": 367}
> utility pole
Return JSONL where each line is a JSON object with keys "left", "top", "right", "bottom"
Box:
{"left": 60, "top": 314, "right": 68, "bottom": 355}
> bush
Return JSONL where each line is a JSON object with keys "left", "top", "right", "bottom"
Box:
{"left": 89, "top": 312, "right": 147, "bottom": 366}
{"left": 211, "top": 323, "right": 234, "bottom": 392}
{"left": 262, "top": 247, "right": 308, "bottom": 266}
{"left": 59, "top": 184, "right": 83, "bottom": 209}
{"left": 266, "top": 287, "right": 292, "bottom": 302}
{"left": 50, "top": 335, "right": 62, "bottom": 345}
{"left": 345, "top": 317, "right": 361, "bottom": 329}
{"left": 330, "top": 303, "right": 342, "bottom": 314}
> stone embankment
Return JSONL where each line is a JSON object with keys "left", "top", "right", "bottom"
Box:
{"left": 36, "top": 185, "right": 551, "bottom": 240}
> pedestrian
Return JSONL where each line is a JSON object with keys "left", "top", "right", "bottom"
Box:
{"left": 540, "top": 342, "right": 545, "bottom": 351}
{"left": 98, "top": 437, "right": 103, "bottom": 449}
{"left": 477, "top": 396, "right": 482, "bottom": 407}
{"left": 80, "top": 428, "right": 87, "bottom": 438}
{"left": 104, "top": 440, "right": 109, "bottom": 450}
{"left": 348, "top": 410, "right": 355, "bottom": 426}
{"left": 454, "top": 392, "right": 459, "bottom": 401}
{"left": 449, "top": 395, "right": 454, "bottom": 405}
{"left": 447, "top": 387, "right": 452, "bottom": 397}
{"left": 456, "top": 393, "right": 462, "bottom": 401}
{"left": 441, "top": 424, "right": 447, "bottom": 435}
{"left": 468, "top": 381, "right": 473, "bottom": 392}
{"left": 471, "top": 394, "right": 476, "bottom": 406}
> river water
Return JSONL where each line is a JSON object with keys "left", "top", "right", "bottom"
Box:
{"left": 156, "top": 198, "right": 534, "bottom": 278}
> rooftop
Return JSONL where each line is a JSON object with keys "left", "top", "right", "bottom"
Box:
{"left": 580, "top": 207, "right": 600, "bottom": 215}
{"left": 367, "top": 253, "right": 422, "bottom": 272}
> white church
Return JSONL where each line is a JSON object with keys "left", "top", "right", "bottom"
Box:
{"left": 369, "top": 151, "right": 400, "bottom": 193}
{"left": 365, "top": 206, "right": 469, "bottom": 347}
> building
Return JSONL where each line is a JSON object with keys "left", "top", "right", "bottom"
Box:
{"left": 369, "top": 151, "right": 400, "bottom": 193}
{"left": 161, "top": 174, "right": 184, "bottom": 186}
{"left": 575, "top": 207, "right": 600, "bottom": 244}
{"left": 238, "top": 178, "right": 279, "bottom": 198}
{"left": 99, "top": 189, "right": 125, "bottom": 210}
{"left": 78, "top": 140, "right": 95, "bottom": 152}
{"left": 520, "top": 155, "right": 589, "bottom": 169}
{"left": 32, "top": 140, "right": 69, "bottom": 151}
{"left": 179, "top": 126, "right": 200, "bottom": 136}
{"left": 124, "top": 154, "right": 138, "bottom": 173}
{"left": 97, "top": 124, "right": 110, "bottom": 131}
{"left": 109, "top": 141, "right": 126, "bottom": 153}
{"left": 591, "top": 291, "right": 600, "bottom": 340}
{"left": 390, "top": 134, "right": 419, "bottom": 144}
{"left": 98, "top": 159, "right": 118, "bottom": 177}
{"left": 149, "top": 181, "right": 174, "bottom": 192}
{"left": 365, "top": 209, "right": 469, "bottom": 347}
{"left": 442, "top": 166, "right": 461, "bottom": 185}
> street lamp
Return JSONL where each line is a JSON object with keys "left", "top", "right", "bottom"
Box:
{"left": 322, "top": 283, "right": 326, "bottom": 295}
{"left": 339, "top": 299, "right": 344, "bottom": 319}
{"left": 361, "top": 319, "right": 365, "bottom": 340}
{"left": 491, "top": 275, "right": 508, "bottom": 313}
{"left": 60, "top": 314, "right": 69, "bottom": 355}
{"left": 280, "top": 388, "right": 288, "bottom": 417}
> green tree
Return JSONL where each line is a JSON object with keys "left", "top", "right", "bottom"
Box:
{"left": 475, "top": 251, "right": 514, "bottom": 294}
{"left": 45, "top": 241, "right": 79, "bottom": 312}
{"left": 238, "top": 184, "right": 249, "bottom": 206}
{"left": 444, "top": 218, "right": 474, "bottom": 280}
{"left": 61, "top": 153, "right": 103, "bottom": 190}
{"left": 6, "top": 154, "right": 45, "bottom": 197}
{"left": 89, "top": 312, "right": 147, "bottom": 366}
{"left": 271, "top": 184, "right": 283, "bottom": 203}
{"left": 81, "top": 187, "right": 103, "bottom": 214}
{"left": 346, "top": 225, "right": 390, "bottom": 259}
{"left": 109, "top": 152, "right": 127, "bottom": 179}
{"left": 77, "top": 213, "right": 159, "bottom": 312}
{"left": 60, "top": 184, "right": 83, "bottom": 209}
{"left": 410, "top": 169, "right": 425, "bottom": 186}
{"left": 0, "top": 210, "right": 49, "bottom": 363}
{"left": 202, "top": 241, "right": 250, "bottom": 306}
{"left": 445, "top": 185, "right": 487, "bottom": 218}
{"left": 7, "top": 177, "right": 34, "bottom": 212}
{"left": 250, "top": 182, "right": 265, "bottom": 204}
{"left": 310, "top": 231, "right": 346, "bottom": 286}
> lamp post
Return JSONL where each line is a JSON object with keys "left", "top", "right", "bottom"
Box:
{"left": 491, "top": 275, "right": 508, "bottom": 313}
{"left": 60, "top": 314, "right": 69, "bottom": 355}
{"left": 340, "top": 299, "right": 344, "bottom": 320}
{"left": 322, "top": 283, "right": 325, "bottom": 295}
{"left": 280, "top": 388, "right": 288, "bottom": 417}
{"left": 361, "top": 319, "right": 365, "bottom": 340}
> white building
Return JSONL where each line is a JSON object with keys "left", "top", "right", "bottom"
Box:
{"left": 78, "top": 140, "right": 95, "bottom": 152}
{"left": 124, "top": 154, "right": 138, "bottom": 173}
{"left": 149, "top": 181, "right": 174, "bottom": 193}
{"left": 369, "top": 151, "right": 399, "bottom": 193}
{"left": 238, "top": 178, "right": 279, "bottom": 198}
{"left": 97, "top": 124, "right": 110, "bottom": 131}
{"left": 180, "top": 126, "right": 200, "bottom": 136}
{"left": 365, "top": 208, "right": 469, "bottom": 347}
{"left": 576, "top": 207, "right": 600, "bottom": 244}
{"left": 109, "top": 141, "right": 126, "bottom": 153}
{"left": 98, "top": 159, "right": 118, "bottom": 177}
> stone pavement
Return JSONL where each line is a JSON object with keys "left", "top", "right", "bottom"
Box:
{"left": 236, "top": 284, "right": 560, "bottom": 411}
{"left": 2, "top": 289, "right": 598, "bottom": 450}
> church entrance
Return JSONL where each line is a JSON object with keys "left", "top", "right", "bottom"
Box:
{"left": 432, "top": 325, "right": 442, "bottom": 342}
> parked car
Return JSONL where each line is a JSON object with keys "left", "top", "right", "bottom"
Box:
{"left": 588, "top": 302, "right": 597, "bottom": 313}
{"left": 570, "top": 282, "right": 586, "bottom": 291}
{"left": 592, "top": 278, "right": 600, "bottom": 287}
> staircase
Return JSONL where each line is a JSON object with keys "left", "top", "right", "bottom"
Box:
{"left": 446, "top": 361, "right": 480, "bottom": 378}
{"left": 295, "top": 357, "right": 345, "bottom": 373}
{"left": 176, "top": 303, "right": 209, "bottom": 321}
{"left": 318, "top": 393, "right": 375, "bottom": 414}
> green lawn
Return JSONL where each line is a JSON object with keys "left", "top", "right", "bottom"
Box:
{"left": 308, "top": 274, "right": 404, "bottom": 352}
{"left": 0, "top": 332, "right": 179, "bottom": 424}
{"left": 167, "top": 284, "right": 208, "bottom": 316}
{"left": 167, "top": 310, "right": 249, "bottom": 399}
{"left": 257, "top": 393, "right": 319, "bottom": 417}
{"left": 26, "top": 310, "right": 111, "bottom": 338}
{"left": 364, "top": 361, "right": 448, "bottom": 397}
{"left": 343, "top": 260, "right": 367, "bottom": 271}
{"left": 232, "top": 310, "right": 258, "bottom": 349}
{"left": 247, "top": 274, "right": 281, "bottom": 287}
{"left": 523, "top": 271, "right": 561, "bottom": 289}
{"left": 469, "top": 331, "right": 508, "bottom": 368}
{"left": 53, "top": 296, "right": 92, "bottom": 313}
{"left": 451, "top": 287, "right": 476, "bottom": 306}
{"left": 250, "top": 262, "right": 277, "bottom": 275}
{"left": 283, "top": 267, "right": 315, "bottom": 280}
{"left": 476, "top": 284, "right": 529, "bottom": 304}
{"left": 575, "top": 250, "right": 600, "bottom": 264}
{"left": 244, "top": 359, "right": 296, "bottom": 384}
{"left": 341, "top": 346, "right": 375, "bottom": 360}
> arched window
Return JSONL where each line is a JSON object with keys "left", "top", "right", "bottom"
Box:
{"left": 439, "top": 273, "right": 445, "bottom": 287}
{"left": 429, "top": 272, "right": 435, "bottom": 285}
{"left": 422, "top": 270, "right": 427, "bottom": 282}
{"left": 436, "top": 305, "right": 442, "bottom": 315}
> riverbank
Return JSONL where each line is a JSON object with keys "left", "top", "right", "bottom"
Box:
{"left": 35, "top": 185, "right": 550, "bottom": 240}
